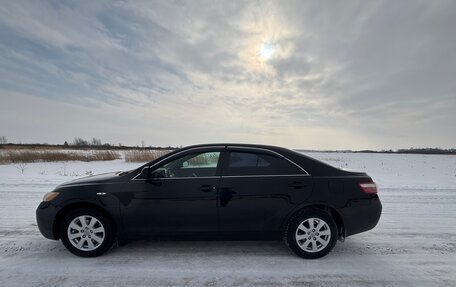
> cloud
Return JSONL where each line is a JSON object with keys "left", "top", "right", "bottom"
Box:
{"left": 0, "top": 0, "right": 455, "bottom": 149}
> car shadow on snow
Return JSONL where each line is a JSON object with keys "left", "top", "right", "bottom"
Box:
{"left": 29, "top": 236, "right": 393, "bottom": 260}
{"left": 104, "top": 238, "right": 383, "bottom": 259}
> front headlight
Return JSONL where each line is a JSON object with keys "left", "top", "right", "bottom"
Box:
{"left": 43, "top": 191, "right": 60, "bottom": 202}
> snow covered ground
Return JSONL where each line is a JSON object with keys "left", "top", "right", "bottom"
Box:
{"left": 305, "top": 151, "right": 456, "bottom": 189}
{"left": 0, "top": 152, "right": 455, "bottom": 286}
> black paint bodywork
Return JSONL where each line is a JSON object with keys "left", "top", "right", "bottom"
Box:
{"left": 36, "top": 144, "right": 382, "bottom": 242}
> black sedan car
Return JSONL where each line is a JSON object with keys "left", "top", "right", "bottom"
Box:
{"left": 36, "top": 144, "right": 382, "bottom": 258}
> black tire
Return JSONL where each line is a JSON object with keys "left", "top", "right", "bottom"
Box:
{"left": 60, "top": 208, "right": 114, "bottom": 257}
{"left": 285, "top": 208, "right": 338, "bottom": 259}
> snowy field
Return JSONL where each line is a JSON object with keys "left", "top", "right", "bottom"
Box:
{"left": 0, "top": 152, "right": 455, "bottom": 286}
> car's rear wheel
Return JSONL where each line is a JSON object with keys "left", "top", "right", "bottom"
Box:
{"left": 285, "top": 208, "right": 338, "bottom": 259}
{"left": 60, "top": 208, "right": 114, "bottom": 257}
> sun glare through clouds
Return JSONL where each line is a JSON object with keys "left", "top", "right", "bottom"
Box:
{"left": 258, "top": 42, "right": 276, "bottom": 61}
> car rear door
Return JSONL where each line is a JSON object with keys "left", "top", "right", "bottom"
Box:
{"left": 218, "top": 147, "right": 313, "bottom": 234}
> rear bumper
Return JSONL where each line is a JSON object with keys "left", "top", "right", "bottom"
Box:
{"left": 36, "top": 202, "right": 59, "bottom": 240}
{"left": 338, "top": 196, "right": 382, "bottom": 237}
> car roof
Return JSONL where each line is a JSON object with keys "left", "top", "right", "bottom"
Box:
{"left": 180, "top": 143, "right": 289, "bottom": 152}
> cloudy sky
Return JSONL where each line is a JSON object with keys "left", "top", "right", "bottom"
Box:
{"left": 1, "top": 0, "right": 455, "bottom": 150}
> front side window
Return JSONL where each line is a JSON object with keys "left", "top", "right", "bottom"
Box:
{"left": 225, "top": 151, "right": 304, "bottom": 176}
{"left": 151, "top": 151, "right": 220, "bottom": 178}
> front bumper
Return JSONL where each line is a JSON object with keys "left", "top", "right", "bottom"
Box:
{"left": 36, "top": 202, "right": 60, "bottom": 240}
{"left": 338, "top": 196, "right": 382, "bottom": 237}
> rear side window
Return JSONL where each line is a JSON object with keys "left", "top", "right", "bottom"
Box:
{"left": 225, "top": 152, "right": 304, "bottom": 176}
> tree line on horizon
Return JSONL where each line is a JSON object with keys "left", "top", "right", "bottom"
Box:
{"left": 1, "top": 136, "right": 455, "bottom": 154}
{"left": 0, "top": 136, "right": 177, "bottom": 150}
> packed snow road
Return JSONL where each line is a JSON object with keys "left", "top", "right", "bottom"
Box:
{"left": 0, "top": 154, "right": 455, "bottom": 286}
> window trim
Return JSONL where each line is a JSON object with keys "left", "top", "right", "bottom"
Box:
{"left": 131, "top": 145, "right": 311, "bottom": 181}
{"left": 145, "top": 176, "right": 221, "bottom": 180}
{"left": 221, "top": 174, "right": 309, "bottom": 178}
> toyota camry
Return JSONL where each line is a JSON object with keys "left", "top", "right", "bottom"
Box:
{"left": 36, "top": 144, "right": 382, "bottom": 258}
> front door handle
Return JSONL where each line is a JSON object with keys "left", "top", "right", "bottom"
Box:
{"left": 146, "top": 178, "right": 163, "bottom": 186}
{"left": 201, "top": 185, "right": 216, "bottom": 192}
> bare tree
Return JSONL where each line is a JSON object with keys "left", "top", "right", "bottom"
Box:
{"left": 73, "top": 137, "right": 89, "bottom": 146}
{"left": 91, "top": 138, "right": 102, "bottom": 146}
{"left": 16, "top": 163, "right": 27, "bottom": 174}
{"left": 0, "top": 136, "right": 7, "bottom": 144}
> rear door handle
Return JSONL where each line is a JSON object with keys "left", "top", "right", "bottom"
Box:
{"left": 201, "top": 185, "right": 216, "bottom": 192}
{"left": 288, "top": 182, "right": 306, "bottom": 189}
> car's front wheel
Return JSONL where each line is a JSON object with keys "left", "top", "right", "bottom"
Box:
{"left": 60, "top": 208, "right": 114, "bottom": 257}
{"left": 286, "top": 208, "right": 338, "bottom": 259}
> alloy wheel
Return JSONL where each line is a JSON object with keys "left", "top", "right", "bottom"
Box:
{"left": 67, "top": 215, "right": 105, "bottom": 251}
{"left": 295, "top": 217, "right": 331, "bottom": 253}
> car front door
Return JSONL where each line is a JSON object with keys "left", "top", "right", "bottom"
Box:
{"left": 120, "top": 147, "right": 224, "bottom": 235}
{"left": 218, "top": 147, "right": 313, "bottom": 234}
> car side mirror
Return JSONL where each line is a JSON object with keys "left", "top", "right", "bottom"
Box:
{"left": 140, "top": 166, "right": 151, "bottom": 178}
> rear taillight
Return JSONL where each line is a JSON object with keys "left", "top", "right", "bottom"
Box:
{"left": 359, "top": 182, "right": 378, "bottom": 194}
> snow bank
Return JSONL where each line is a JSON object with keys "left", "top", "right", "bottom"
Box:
{"left": 0, "top": 160, "right": 139, "bottom": 192}
{"left": 0, "top": 152, "right": 455, "bottom": 191}
{"left": 303, "top": 152, "right": 456, "bottom": 189}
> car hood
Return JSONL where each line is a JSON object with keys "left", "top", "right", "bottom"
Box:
{"left": 58, "top": 172, "right": 122, "bottom": 187}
